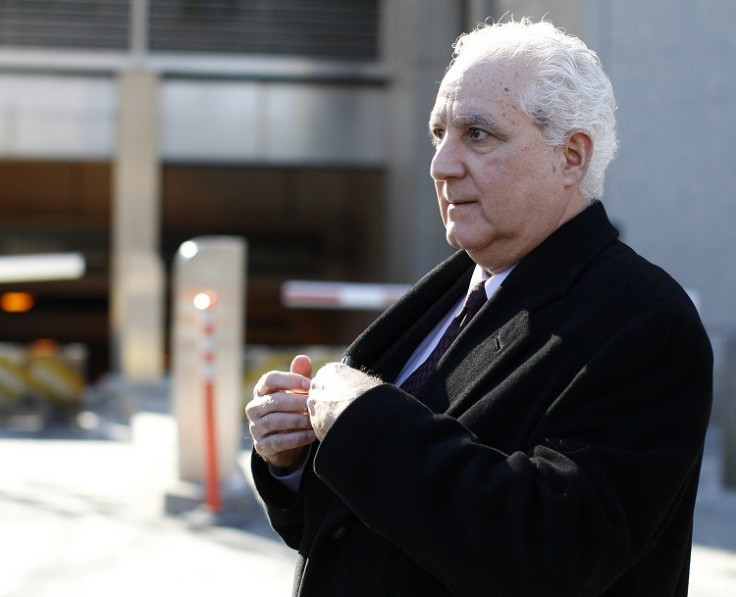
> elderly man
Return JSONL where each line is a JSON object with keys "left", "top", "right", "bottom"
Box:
{"left": 247, "top": 18, "right": 712, "bottom": 597}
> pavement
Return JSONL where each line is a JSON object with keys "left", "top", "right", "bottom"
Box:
{"left": 1, "top": 409, "right": 735, "bottom": 597}
{"left": 0, "top": 411, "right": 295, "bottom": 597}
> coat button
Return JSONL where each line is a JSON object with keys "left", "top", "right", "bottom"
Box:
{"left": 330, "top": 525, "right": 347, "bottom": 539}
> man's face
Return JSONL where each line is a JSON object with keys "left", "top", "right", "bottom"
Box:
{"left": 429, "top": 57, "right": 585, "bottom": 273}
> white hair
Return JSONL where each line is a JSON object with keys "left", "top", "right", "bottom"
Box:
{"left": 452, "top": 18, "right": 618, "bottom": 202}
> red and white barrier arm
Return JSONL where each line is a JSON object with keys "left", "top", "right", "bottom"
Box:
{"left": 281, "top": 281, "right": 411, "bottom": 311}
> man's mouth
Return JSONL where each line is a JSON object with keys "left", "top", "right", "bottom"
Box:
{"left": 447, "top": 198, "right": 475, "bottom": 206}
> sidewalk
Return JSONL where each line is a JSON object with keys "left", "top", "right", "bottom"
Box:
{"left": 0, "top": 413, "right": 735, "bottom": 596}
{"left": 689, "top": 427, "right": 736, "bottom": 596}
{"left": 0, "top": 413, "right": 294, "bottom": 597}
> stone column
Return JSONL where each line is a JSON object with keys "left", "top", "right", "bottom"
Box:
{"left": 110, "top": 69, "right": 164, "bottom": 380}
{"left": 380, "top": 0, "right": 464, "bottom": 283}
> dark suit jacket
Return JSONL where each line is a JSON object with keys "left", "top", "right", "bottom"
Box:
{"left": 252, "top": 202, "right": 713, "bottom": 597}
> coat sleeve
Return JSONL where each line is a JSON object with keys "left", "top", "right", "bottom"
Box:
{"left": 250, "top": 451, "right": 308, "bottom": 549}
{"left": 311, "top": 310, "right": 713, "bottom": 596}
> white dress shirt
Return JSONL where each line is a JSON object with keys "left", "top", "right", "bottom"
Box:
{"left": 393, "top": 264, "right": 512, "bottom": 387}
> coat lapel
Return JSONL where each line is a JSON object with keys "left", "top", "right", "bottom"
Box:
{"left": 342, "top": 251, "right": 474, "bottom": 382}
{"left": 421, "top": 272, "right": 534, "bottom": 414}
{"left": 418, "top": 202, "right": 620, "bottom": 415}
{"left": 342, "top": 202, "right": 619, "bottom": 417}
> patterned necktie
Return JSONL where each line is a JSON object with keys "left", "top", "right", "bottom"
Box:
{"left": 400, "top": 281, "right": 488, "bottom": 396}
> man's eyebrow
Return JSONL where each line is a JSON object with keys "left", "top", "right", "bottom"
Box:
{"left": 453, "top": 112, "right": 503, "bottom": 131}
{"left": 429, "top": 111, "right": 505, "bottom": 134}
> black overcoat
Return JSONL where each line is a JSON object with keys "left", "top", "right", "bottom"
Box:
{"left": 252, "top": 202, "right": 713, "bottom": 597}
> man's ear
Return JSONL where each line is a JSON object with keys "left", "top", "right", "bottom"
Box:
{"left": 561, "top": 131, "right": 593, "bottom": 187}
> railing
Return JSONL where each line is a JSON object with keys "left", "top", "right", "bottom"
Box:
{"left": 0, "top": 0, "right": 379, "bottom": 60}
{"left": 0, "top": 1, "right": 129, "bottom": 50}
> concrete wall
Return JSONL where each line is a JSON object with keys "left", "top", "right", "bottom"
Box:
{"left": 0, "top": 73, "right": 385, "bottom": 167}
{"left": 3, "top": 0, "right": 733, "bottom": 337}
{"left": 0, "top": 74, "right": 116, "bottom": 158}
{"left": 380, "top": 0, "right": 464, "bottom": 282}
{"left": 584, "top": 0, "right": 736, "bottom": 334}
{"left": 494, "top": 0, "right": 584, "bottom": 34}
{"left": 483, "top": 1, "right": 735, "bottom": 336}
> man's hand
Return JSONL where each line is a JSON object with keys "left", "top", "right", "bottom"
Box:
{"left": 247, "top": 355, "right": 316, "bottom": 471}
{"left": 307, "top": 362, "right": 382, "bottom": 441}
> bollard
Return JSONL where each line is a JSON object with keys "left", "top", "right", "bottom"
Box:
{"left": 168, "top": 236, "right": 248, "bottom": 519}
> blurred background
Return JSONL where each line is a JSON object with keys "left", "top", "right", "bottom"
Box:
{"left": 1, "top": 0, "right": 734, "bottom": 412}
{"left": 1, "top": 1, "right": 736, "bottom": 595}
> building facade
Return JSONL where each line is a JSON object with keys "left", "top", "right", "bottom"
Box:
{"left": 1, "top": 0, "right": 733, "bottom": 385}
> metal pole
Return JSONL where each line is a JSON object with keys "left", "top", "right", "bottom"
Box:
{"left": 197, "top": 293, "right": 222, "bottom": 513}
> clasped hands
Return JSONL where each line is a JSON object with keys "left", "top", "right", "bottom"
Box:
{"left": 246, "top": 355, "right": 381, "bottom": 470}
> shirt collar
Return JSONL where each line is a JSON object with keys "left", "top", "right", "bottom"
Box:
{"left": 470, "top": 264, "right": 515, "bottom": 300}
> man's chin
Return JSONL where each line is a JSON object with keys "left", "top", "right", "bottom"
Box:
{"left": 446, "top": 234, "right": 484, "bottom": 254}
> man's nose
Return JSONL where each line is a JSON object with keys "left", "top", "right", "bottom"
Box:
{"left": 430, "top": 137, "right": 464, "bottom": 181}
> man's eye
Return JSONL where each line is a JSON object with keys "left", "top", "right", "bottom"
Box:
{"left": 430, "top": 128, "right": 445, "bottom": 145}
{"left": 469, "top": 127, "right": 489, "bottom": 141}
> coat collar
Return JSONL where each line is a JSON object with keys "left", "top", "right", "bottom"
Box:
{"left": 342, "top": 201, "right": 619, "bottom": 383}
{"left": 342, "top": 251, "right": 474, "bottom": 380}
{"left": 507, "top": 200, "right": 619, "bottom": 311}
